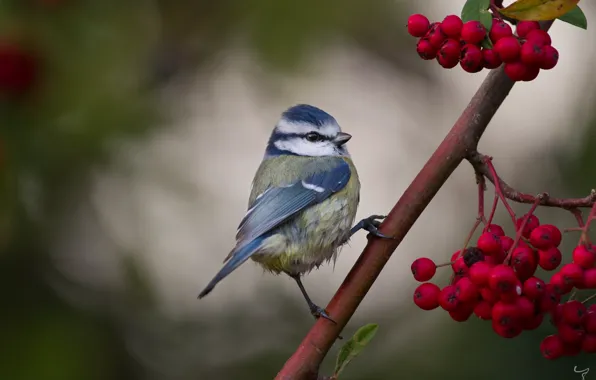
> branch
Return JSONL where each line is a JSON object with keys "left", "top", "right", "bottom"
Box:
{"left": 467, "top": 151, "right": 596, "bottom": 209}
{"left": 276, "top": 22, "right": 554, "bottom": 380}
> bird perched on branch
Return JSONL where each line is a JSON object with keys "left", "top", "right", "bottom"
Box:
{"left": 198, "top": 104, "right": 391, "bottom": 322}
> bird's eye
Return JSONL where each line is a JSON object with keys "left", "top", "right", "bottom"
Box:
{"left": 305, "top": 132, "right": 323, "bottom": 142}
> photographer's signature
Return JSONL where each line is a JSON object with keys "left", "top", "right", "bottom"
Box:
{"left": 575, "top": 366, "right": 590, "bottom": 380}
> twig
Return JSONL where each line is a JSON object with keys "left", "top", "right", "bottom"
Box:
{"left": 276, "top": 21, "right": 554, "bottom": 380}
{"left": 484, "top": 156, "right": 517, "bottom": 224}
{"left": 505, "top": 194, "right": 546, "bottom": 264}
{"left": 467, "top": 151, "right": 596, "bottom": 209}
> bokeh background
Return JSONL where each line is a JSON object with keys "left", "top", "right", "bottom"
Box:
{"left": 2, "top": 1, "right": 596, "bottom": 379}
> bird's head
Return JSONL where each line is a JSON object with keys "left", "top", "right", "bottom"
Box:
{"left": 265, "top": 104, "right": 352, "bottom": 158}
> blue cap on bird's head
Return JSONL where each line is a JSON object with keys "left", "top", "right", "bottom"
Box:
{"left": 265, "top": 104, "right": 352, "bottom": 158}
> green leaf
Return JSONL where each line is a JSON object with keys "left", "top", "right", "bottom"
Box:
{"left": 481, "top": 37, "right": 493, "bottom": 49}
{"left": 461, "top": 0, "right": 491, "bottom": 23}
{"left": 557, "top": 5, "right": 587, "bottom": 29}
{"left": 333, "top": 324, "right": 379, "bottom": 378}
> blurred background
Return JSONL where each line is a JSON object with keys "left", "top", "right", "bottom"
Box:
{"left": 1, "top": 1, "right": 596, "bottom": 379}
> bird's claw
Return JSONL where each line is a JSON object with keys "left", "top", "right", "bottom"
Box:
{"left": 310, "top": 305, "right": 337, "bottom": 325}
{"left": 351, "top": 214, "right": 396, "bottom": 240}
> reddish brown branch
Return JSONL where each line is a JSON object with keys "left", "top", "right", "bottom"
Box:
{"left": 467, "top": 151, "right": 596, "bottom": 209}
{"left": 276, "top": 22, "right": 554, "bottom": 380}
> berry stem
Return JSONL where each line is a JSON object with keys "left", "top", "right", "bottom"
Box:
{"left": 569, "top": 208, "right": 585, "bottom": 228}
{"left": 436, "top": 262, "right": 454, "bottom": 268}
{"left": 582, "top": 292, "right": 596, "bottom": 305}
{"left": 477, "top": 175, "right": 488, "bottom": 225}
{"left": 568, "top": 289, "right": 577, "bottom": 301}
{"left": 505, "top": 194, "right": 546, "bottom": 264}
{"left": 485, "top": 194, "right": 499, "bottom": 230}
{"left": 484, "top": 156, "right": 517, "bottom": 225}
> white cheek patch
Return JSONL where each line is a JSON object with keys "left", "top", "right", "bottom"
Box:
{"left": 274, "top": 138, "right": 339, "bottom": 156}
{"left": 275, "top": 119, "right": 339, "bottom": 138}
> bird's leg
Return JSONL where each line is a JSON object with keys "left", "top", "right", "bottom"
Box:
{"left": 289, "top": 273, "right": 337, "bottom": 325}
{"left": 350, "top": 214, "right": 396, "bottom": 240}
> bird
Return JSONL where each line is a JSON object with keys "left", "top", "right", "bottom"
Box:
{"left": 198, "top": 104, "right": 391, "bottom": 322}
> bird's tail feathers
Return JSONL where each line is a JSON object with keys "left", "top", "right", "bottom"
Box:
{"left": 198, "top": 236, "right": 264, "bottom": 299}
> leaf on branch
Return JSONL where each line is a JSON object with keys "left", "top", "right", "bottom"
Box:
{"left": 499, "top": 0, "right": 580, "bottom": 21}
{"left": 461, "top": 0, "right": 491, "bottom": 23}
{"left": 333, "top": 323, "right": 379, "bottom": 378}
{"left": 557, "top": 6, "right": 587, "bottom": 29}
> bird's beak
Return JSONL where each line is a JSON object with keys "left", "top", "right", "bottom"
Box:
{"left": 333, "top": 132, "right": 352, "bottom": 146}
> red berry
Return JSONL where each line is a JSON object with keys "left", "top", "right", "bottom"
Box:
{"left": 486, "top": 224, "right": 505, "bottom": 236}
{"left": 529, "top": 225, "right": 557, "bottom": 249}
{"left": 449, "top": 302, "right": 475, "bottom": 322}
{"left": 582, "top": 334, "right": 596, "bottom": 353}
{"left": 461, "top": 20, "right": 487, "bottom": 45}
{"left": 573, "top": 244, "right": 596, "bottom": 269}
{"left": 474, "top": 300, "right": 493, "bottom": 320}
{"left": 563, "top": 341, "right": 583, "bottom": 356}
{"left": 426, "top": 23, "right": 447, "bottom": 49}
{"left": 437, "top": 39, "right": 461, "bottom": 69}
{"left": 585, "top": 311, "right": 596, "bottom": 333}
{"left": 543, "top": 224, "right": 562, "bottom": 247}
{"left": 492, "top": 319, "right": 522, "bottom": 338}
{"left": 516, "top": 214, "right": 540, "bottom": 238}
{"left": 523, "top": 313, "right": 543, "bottom": 330}
{"left": 562, "top": 300, "right": 587, "bottom": 325}
{"left": 539, "top": 284, "right": 561, "bottom": 312}
{"left": 480, "top": 287, "right": 500, "bottom": 304}
{"left": 469, "top": 261, "right": 491, "bottom": 287}
{"left": 520, "top": 41, "right": 545, "bottom": 67}
{"left": 460, "top": 44, "right": 483, "bottom": 73}
{"left": 499, "top": 236, "right": 514, "bottom": 253}
{"left": 558, "top": 323, "right": 586, "bottom": 345}
{"left": 550, "top": 272, "right": 573, "bottom": 295}
{"left": 440, "top": 15, "right": 463, "bottom": 38}
{"left": 493, "top": 300, "right": 521, "bottom": 327}
{"left": 523, "top": 276, "right": 545, "bottom": 300}
{"left": 494, "top": 36, "right": 521, "bottom": 63}
{"left": 515, "top": 296, "right": 535, "bottom": 322}
{"left": 526, "top": 29, "right": 551, "bottom": 47}
{"left": 489, "top": 20, "right": 513, "bottom": 43}
{"left": 482, "top": 48, "right": 502, "bottom": 69}
{"left": 511, "top": 246, "right": 538, "bottom": 282}
{"left": 538, "top": 247, "right": 562, "bottom": 271}
{"left": 416, "top": 38, "right": 437, "bottom": 60}
{"left": 411, "top": 257, "right": 437, "bottom": 282}
{"left": 477, "top": 232, "right": 502, "bottom": 256}
{"left": 489, "top": 264, "right": 518, "bottom": 294}
{"left": 516, "top": 21, "right": 540, "bottom": 38}
{"left": 583, "top": 268, "right": 596, "bottom": 288}
{"left": 455, "top": 277, "right": 479, "bottom": 302}
{"left": 560, "top": 263, "right": 584, "bottom": 286}
{"left": 503, "top": 61, "right": 526, "bottom": 81}
{"left": 540, "top": 334, "right": 565, "bottom": 360}
{"left": 499, "top": 278, "right": 522, "bottom": 303}
{"left": 522, "top": 64, "right": 540, "bottom": 82}
{"left": 451, "top": 257, "right": 469, "bottom": 278}
{"left": 451, "top": 250, "right": 462, "bottom": 262}
{"left": 438, "top": 285, "right": 460, "bottom": 311}
{"left": 540, "top": 45, "right": 558, "bottom": 70}
{"left": 413, "top": 282, "right": 441, "bottom": 310}
{"left": 407, "top": 14, "right": 431, "bottom": 37}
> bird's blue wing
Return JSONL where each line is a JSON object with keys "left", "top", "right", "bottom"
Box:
{"left": 234, "top": 159, "right": 351, "bottom": 250}
{"left": 198, "top": 159, "right": 351, "bottom": 298}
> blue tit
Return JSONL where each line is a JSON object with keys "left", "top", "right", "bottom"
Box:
{"left": 198, "top": 104, "right": 390, "bottom": 322}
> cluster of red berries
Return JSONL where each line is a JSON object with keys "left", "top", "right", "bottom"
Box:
{"left": 411, "top": 215, "right": 596, "bottom": 359}
{"left": 407, "top": 14, "right": 559, "bottom": 82}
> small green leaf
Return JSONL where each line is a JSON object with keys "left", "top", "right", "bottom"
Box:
{"left": 481, "top": 37, "right": 493, "bottom": 49}
{"left": 479, "top": 10, "right": 493, "bottom": 31}
{"left": 557, "top": 6, "right": 587, "bottom": 29}
{"left": 461, "top": 0, "right": 491, "bottom": 23}
{"left": 333, "top": 324, "right": 379, "bottom": 378}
